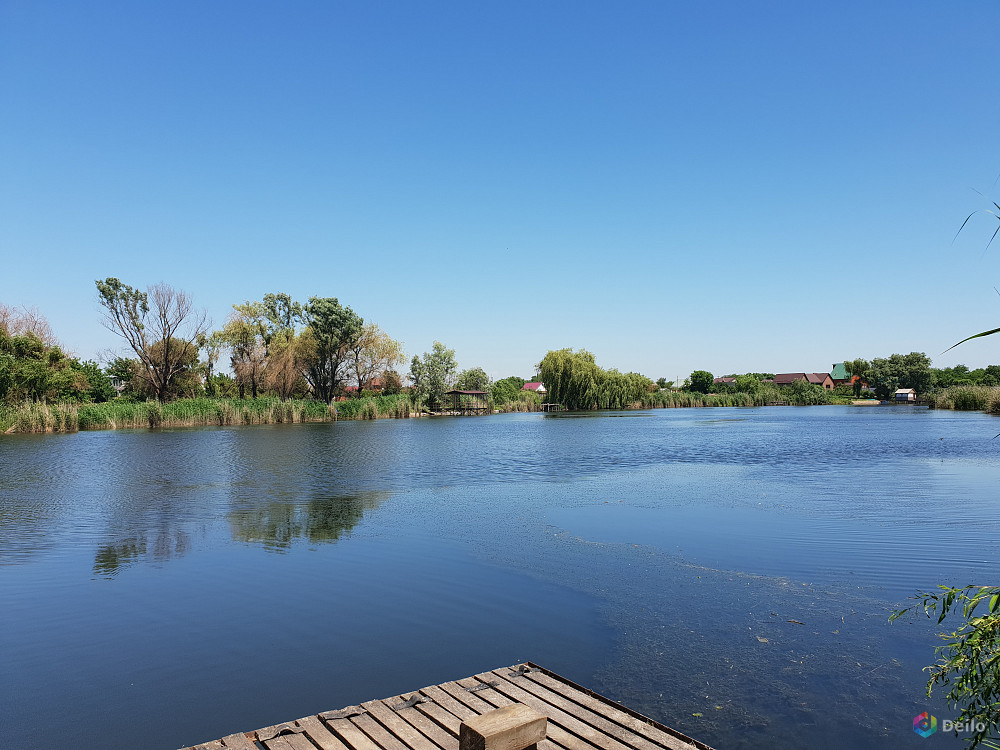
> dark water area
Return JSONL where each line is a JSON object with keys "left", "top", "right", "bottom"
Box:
{"left": 1, "top": 406, "right": 998, "bottom": 749}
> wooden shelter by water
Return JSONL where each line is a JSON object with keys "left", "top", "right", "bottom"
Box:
{"left": 444, "top": 390, "right": 490, "bottom": 415}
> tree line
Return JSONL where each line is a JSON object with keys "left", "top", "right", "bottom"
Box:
{"left": 1, "top": 280, "right": 544, "bottom": 412}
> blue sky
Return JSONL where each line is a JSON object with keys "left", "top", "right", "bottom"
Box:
{"left": 2, "top": 1, "right": 1000, "bottom": 381}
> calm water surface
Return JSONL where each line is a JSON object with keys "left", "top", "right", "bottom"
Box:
{"left": 1, "top": 407, "right": 998, "bottom": 749}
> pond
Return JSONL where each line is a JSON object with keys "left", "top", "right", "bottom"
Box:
{"left": 1, "top": 406, "right": 998, "bottom": 749}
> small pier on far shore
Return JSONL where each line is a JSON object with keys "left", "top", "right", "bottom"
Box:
{"left": 180, "top": 663, "right": 713, "bottom": 750}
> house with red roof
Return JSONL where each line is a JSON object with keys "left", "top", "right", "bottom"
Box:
{"left": 522, "top": 382, "right": 547, "bottom": 395}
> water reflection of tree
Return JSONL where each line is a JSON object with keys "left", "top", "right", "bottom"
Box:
{"left": 228, "top": 491, "right": 387, "bottom": 551}
{"left": 93, "top": 529, "right": 192, "bottom": 577}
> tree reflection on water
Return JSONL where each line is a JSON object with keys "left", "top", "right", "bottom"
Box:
{"left": 228, "top": 491, "right": 388, "bottom": 551}
{"left": 92, "top": 491, "right": 388, "bottom": 575}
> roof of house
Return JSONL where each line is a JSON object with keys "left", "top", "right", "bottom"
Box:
{"left": 774, "top": 373, "right": 808, "bottom": 385}
{"left": 713, "top": 377, "right": 737, "bottom": 384}
{"left": 895, "top": 388, "right": 916, "bottom": 394}
{"left": 522, "top": 382, "right": 545, "bottom": 391}
{"left": 806, "top": 373, "right": 832, "bottom": 385}
{"left": 831, "top": 363, "right": 850, "bottom": 380}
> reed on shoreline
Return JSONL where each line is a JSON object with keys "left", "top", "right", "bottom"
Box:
{"left": 926, "top": 385, "right": 1000, "bottom": 413}
{"left": 1, "top": 394, "right": 416, "bottom": 434}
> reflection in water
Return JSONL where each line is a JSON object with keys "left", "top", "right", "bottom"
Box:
{"left": 93, "top": 529, "right": 192, "bottom": 577}
{"left": 228, "top": 491, "right": 388, "bottom": 551}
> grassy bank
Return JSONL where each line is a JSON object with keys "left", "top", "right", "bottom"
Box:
{"left": 926, "top": 385, "right": 1000, "bottom": 413}
{"left": 1, "top": 394, "right": 417, "bottom": 433}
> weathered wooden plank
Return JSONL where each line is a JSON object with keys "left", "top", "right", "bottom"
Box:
{"left": 472, "top": 672, "right": 633, "bottom": 750}
{"left": 274, "top": 731, "right": 319, "bottom": 750}
{"left": 450, "top": 678, "right": 515, "bottom": 710}
{"left": 492, "top": 669, "right": 683, "bottom": 750}
{"left": 220, "top": 733, "right": 257, "bottom": 750}
{"left": 381, "top": 697, "right": 458, "bottom": 750}
{"left": 362, "top": 698, "right": 442, "bottom": 750}
{"left": 261, "top": 735, "right": 297, "bottom": 750}
{"left": 193, "top": 742, "right": 225, "bottom": 750}
{"left": 296, "top": 716, "right": 353, "bottom": 750}
{"left": 352, "top": 711, "right": 412, "bottom": 750}
{"left": 416, "top": 700, "right": 464, "bottom": 735}
{"left": 323, "top": 715, "right": 386, "bottom": 750}
{"left": 520, "top": 670, "right": 699, "bottom": 750}
{"left": 418, "top": 685, "right": 479, "bottom": 721}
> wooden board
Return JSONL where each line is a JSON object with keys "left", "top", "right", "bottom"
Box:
{"left": 179, "top": 663, "right": 713, "bottom": 750}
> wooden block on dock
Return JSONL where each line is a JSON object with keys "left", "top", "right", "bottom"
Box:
{"left": 459, "top": 704, "right": 547, "bottom": 750}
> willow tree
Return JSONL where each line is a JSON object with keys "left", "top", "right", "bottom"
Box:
{"left": 539, "top": 349, "right": 652, "bottom": 410}
{"left": 96, "top": 278, "right": 209, "bottom": 401}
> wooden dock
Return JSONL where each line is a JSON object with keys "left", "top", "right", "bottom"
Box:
{"left": 181, "top": 663, "right": 713, "bottom": 750}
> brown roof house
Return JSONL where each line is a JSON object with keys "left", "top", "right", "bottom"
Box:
{"left": 806, "top": 373, "right": 835, "bottom": 390}
{"left": 774, "top": 372, "right": 834, "bottom": 389}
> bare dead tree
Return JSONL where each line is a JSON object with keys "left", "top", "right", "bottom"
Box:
{"left": 96, "top": 278, "right": 209, "bottom": 401}
{"left": 0, "top": 303, "right": 59, "bottom": 346}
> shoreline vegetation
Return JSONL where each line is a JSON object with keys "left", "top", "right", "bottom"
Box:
{"left": 4, "top": 293, "right": 1000, "bottom": 435}
{"left": 4, "top": 384, "right": 999, "bottom": 434}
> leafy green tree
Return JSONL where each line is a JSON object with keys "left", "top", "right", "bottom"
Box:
{"left": 655, "top": 377, "right": 669, "bottom": 389}
{"left": 71, "top": 360, "right": 115, "bottom": 402}
{"left": 867, "top": 352, "right": 933, "bottom": 399}
{"left": 95, "top": 278, "right": 209, "bottom": 401}
{"left": 381, "top": 370, "right": 403, "bottom": 395}
{"left": 299, "top": 297, "right": 363, "bottom": 404}
{"left": 785, "top": 377, "right": 830, "bottom": 405}
{"left": 688, "top": 370, "right": 713, "bottom": 394}
{"left": 492, "top": 376, "right": 526, "bottom": 404}
{"left": 734, "top": 373, "right": 761, "bottom": 393}
{"left": 409, "top": 341, "right": 457, "bottom": 409}
{"left": 260, "top": 293, "right": 302, "bottom": 340}
{"left": 0, "top": 328, "right": 89, "bottom": 402}
{"left": 456, "top": 367, "right": 491, "bottom": 392}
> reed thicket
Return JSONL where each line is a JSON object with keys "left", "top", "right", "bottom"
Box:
{"left": 2, "top": 394, "right": 418, "bottom": 433}
{"left": 927, "top": 386, "right": 1000, "bottom": 413}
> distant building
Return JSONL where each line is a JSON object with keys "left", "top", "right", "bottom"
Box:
{"left": 805, "top": 373, "right": 835, "bottom": 390}
{"left": 894, "top": 388, "right": 917, "bottom": 402}
{"left": 713, "top": 377, "right": 737, "bottom": 385}
{"left": 830, "top": 362, "right": 851, "bottom": 385}
{"left": 522, "top": 382, "right": 547, "bottom": 394}
{"left": 774, "top": 372, "right": 834, "bottom": 389}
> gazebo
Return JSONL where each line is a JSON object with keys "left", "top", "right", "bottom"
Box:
{"left": 444, "top": 390, "right": 491, "bottom": 414}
